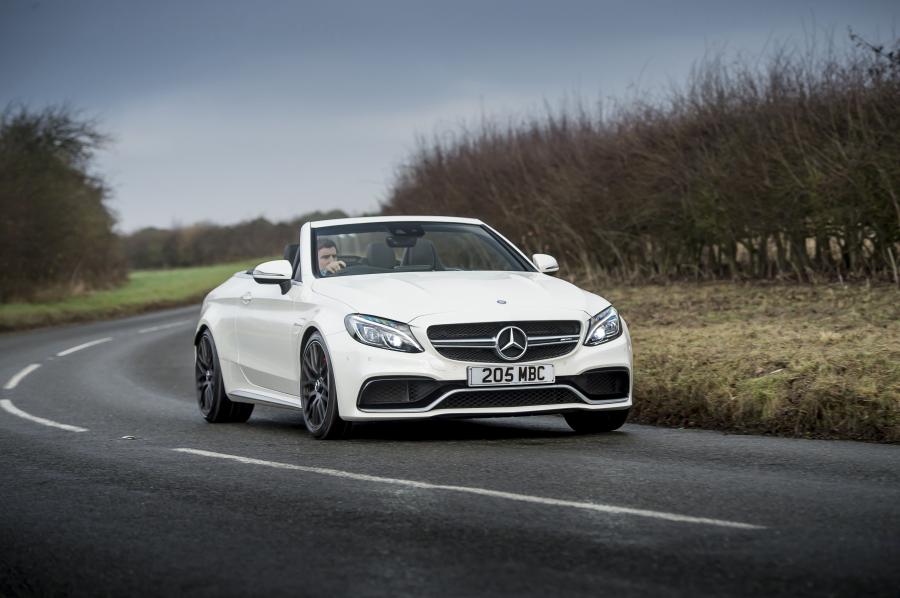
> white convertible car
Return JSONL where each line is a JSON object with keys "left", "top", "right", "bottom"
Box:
{"left": 194, "top": 216, "right": 633, "bottom": 439}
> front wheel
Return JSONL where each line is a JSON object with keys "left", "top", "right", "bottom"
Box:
{"left": 195, "top": 330, "right": 254, "bottom": 423}
{"left": 301, "top": 332, "right": 351, "bottom": 440}
{"left": 564, "top": 409, "right": 629, "bottom": 433}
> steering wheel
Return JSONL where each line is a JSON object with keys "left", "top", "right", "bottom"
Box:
{"left": 337, "top": 254, "right": 363, "bottom": 266}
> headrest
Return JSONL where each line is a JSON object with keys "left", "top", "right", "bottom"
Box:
{"left": 366, "top": 242, "right": 396, "bottom": 269}
{"left": 405, "top": 238, "right": 438, "bottom": 268}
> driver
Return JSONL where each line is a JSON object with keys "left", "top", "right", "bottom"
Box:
{"left": 318, "top": 239, "right": 346, "bottom": 275}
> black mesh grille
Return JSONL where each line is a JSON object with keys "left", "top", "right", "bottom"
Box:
{"left": 437, "top": 387, "right": 583, "bottom": 409}
{"left": 435, "top": 343, "right": 577, "bottom": 363}
{"left": 357, "top": 368, "right": 630, "bottom": 411}
{"left": 358, "top": 378, "right": 466, "bottom": 409}
{"left": 428, "top": 320, "right": 581, "bottom": 341}
{"left": 567, "top": 368, "right": 630, "bottom": 399}
{"left": 359, "top": 380, "right": 409, "bottom": 405}
{"left": 579, "top": 371, "right": 629, "bottom": 396}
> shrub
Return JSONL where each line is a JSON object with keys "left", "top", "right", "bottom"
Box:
{"left": 0, "top": 105, "right": 126, "bottom": 301}
{"left": 383, "top": 33, "right": 900, "bottom": 283}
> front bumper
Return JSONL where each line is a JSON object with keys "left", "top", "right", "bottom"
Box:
{"left": 325, "top": 319, "right": 633, "bottom": 421}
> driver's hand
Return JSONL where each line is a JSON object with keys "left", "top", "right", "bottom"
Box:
{"left": 324, "top": 260, "right": 346, "bottom": 274}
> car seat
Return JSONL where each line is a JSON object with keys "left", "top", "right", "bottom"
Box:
{"left": 402, "top": 239, "right": 444, "bottom": 270}
{"left": 366, "top": 242, "right": 396, "bottom": 269}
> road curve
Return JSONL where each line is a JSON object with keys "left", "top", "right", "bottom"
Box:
{"left": 1, "top": 306, "right": 897, "bottom": 597}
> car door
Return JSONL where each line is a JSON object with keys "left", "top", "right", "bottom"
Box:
{"left": 235, "top": 279, "right": 302, "bottom": 396}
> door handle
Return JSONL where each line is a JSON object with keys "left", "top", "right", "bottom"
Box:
{"left": 241, "top": 292, "right": 252, "bottom": 304}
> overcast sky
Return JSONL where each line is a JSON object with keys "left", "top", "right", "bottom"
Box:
{"left": 1, "top": 0, "right": 897, "bottom": 232}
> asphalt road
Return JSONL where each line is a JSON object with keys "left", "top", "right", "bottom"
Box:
{"left": 1, "top": 306, "right": 898, "bottom": 597}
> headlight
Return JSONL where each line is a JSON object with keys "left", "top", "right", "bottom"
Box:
{"left": 584, "top": 306, "right": 622, "bottom": 346}
{"left": 344, "top": 314, "right": 424, "bottom": 353}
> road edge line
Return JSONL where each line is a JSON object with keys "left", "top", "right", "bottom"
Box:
{"left": 57, "top": 337, "right": 113, "bottom": 357}
{"left": 0, "top": 399, "right": 89, "bottom": 432}
{"left": 138, "top": 320, "right": 193, "bottom": 334}
{"left": 3, "top": 363, "right": 42, "bottom": 390}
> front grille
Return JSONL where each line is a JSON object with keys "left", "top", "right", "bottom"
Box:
{"left": 438, "top": 387, "right": 582, "bottom": 409}
{"left": 428, "top": 320, "right": 580, "bottom": 340}
{"left": 427, "top": 320, "right": 581, "bottom": 363}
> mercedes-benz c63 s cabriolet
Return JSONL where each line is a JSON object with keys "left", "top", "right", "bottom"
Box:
{"left": 194, "top": 216, "right": 633, "bottom": 439}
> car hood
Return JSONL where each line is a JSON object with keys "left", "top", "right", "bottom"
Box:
{"left": 311, "top": 271, "right": 608, "bottom": 323}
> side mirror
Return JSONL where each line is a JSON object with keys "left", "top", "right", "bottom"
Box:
{"left": 532, "top": 253, "right": 559, "bottom": 274}
{"left": 252, "top": 259, "right": 293, "bottom": 294}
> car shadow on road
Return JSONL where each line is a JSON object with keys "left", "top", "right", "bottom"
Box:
{"left": 348, "top": 417, "right": 637, "bottom": 445}
{"left": 246, "top": 410, "right": 634, "bottom": 443}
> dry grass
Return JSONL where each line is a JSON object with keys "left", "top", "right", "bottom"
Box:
{"left": 594, "top": 282, "right": 900, "bottom": 442}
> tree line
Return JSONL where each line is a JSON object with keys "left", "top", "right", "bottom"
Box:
{"left": 0, "top": 106, "right": 126, "bottom": 302}
{"left": 383, "top": 34, "right": 900, "bottom": 283}
{"left": 0, "top": 104, "right": 346, "bottom": 300}
{"left": 123, "top": 210, "right": 348, "bottom": 269}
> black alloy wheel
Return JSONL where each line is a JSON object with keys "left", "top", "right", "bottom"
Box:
{"left": 195, "top": 330, "right": 254, "bottom": 423}
{"left": 301, "top": 332, "right": 350, "bottom": 439}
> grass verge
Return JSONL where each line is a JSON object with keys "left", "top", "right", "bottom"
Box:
{"left": 0, "top": 257, "right": 275, "bottom": 332}
{"left": 597, "top": 283, "right": 900, "bottom": 443}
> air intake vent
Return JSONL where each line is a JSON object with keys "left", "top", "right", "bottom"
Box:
{"left": 438, "top": 387, "right": 583, "bottom": 409}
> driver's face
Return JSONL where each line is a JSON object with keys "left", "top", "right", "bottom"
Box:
{"left": 318, "top": 246, "right": 338, "bottom": 270}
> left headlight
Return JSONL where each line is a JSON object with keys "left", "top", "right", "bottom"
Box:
{"left": 344, "top": 314, "right": 424, "bottom": 353}
{"left": 584, "top": 306, "right": 622, "bottom": 346}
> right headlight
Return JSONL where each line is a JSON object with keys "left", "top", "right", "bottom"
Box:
{"left": 584, "top": 306, "right": 622, "bottom": 346}
{"left": 344, "top": 314, "right": 423, "bottom": 353}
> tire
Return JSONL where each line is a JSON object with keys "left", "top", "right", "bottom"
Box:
{"left": 195, "top": 330, "right": 254, "bottom": 423}
{"left": 300, "top": 332, "right": 351, "bottom": 440}
{"left": 563, "top": 409, "right": 629, "bottom": 433}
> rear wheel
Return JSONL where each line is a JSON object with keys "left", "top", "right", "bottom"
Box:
{"left": 301, "top": 332, "right": 351, "bottom": 440}
{"left": 195, "top": 330, "right": 254, "bottom": 423}
{"left": 564, "top": 409, "right": 629, "bottom": 433}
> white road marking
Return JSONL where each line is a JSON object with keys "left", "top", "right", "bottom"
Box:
{"left": 3, "top": 363, "right": 41, "bottom": 390}
{"left": 56, "top": 337, "right": 113, "bottom": 357}
{"left": 173, "top": 448, "right": 764, "bottom": 530}
{"left": 138, "top": 320, "right": 193, "bottom": 334}
{"left": 0, "top": 399, "right": 88, "bottom": 432}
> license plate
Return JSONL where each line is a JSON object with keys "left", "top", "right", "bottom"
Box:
{"left": 467, "top": 364, "right": 555, "bottom": 387}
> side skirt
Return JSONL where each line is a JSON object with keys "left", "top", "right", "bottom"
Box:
{"left": 229, "top": 388, "right": 304, "bottom": 411}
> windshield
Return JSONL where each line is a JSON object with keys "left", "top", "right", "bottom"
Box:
{"left": 311, "top": 222, "right": 532, "bottom": 278}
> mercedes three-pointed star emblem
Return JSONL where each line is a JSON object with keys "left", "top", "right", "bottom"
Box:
{"left": 494, "top": 326, "right": 528, "bottom": 361}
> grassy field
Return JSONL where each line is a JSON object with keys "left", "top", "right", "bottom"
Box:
{"left": 0, "top": 257, "right": 275, "bottom": 332}
{"left": 598, "top": 283, "right": 900, "bottom": 443}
